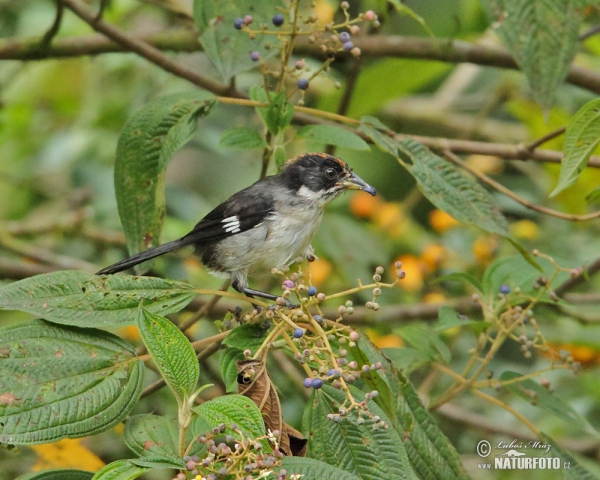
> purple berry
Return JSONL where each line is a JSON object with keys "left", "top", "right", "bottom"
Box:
{"left": 250, "top": 51, "right": 260, "bottom": 61}
{"left": 282, "top": 279, "right": 295, "bottom": 290}
{"left": 234, "top": 18, "right": 244, "bottom": 30}
{"left": 293, "top": 327, "right": 304, "bottom": 338}
{"left": 343, "top": 41, "right": 354, "bottom": 51}
{"left": 499, "top": 284, "right": 511, "bottom": 294}
{"left": 339, "top": 31, "right": 351, "bottom": 43}
{"left": 311, "top": 378, "right": 324, "bottom": 389}
{"left": 297, "top": 78, "right": 309, "bottom": 90}
{"left": 303, "top": 378, "right": 312, "bottom": 388}
{"left": 272, "top": 13, "right": 284, "bottom": 26}
{"left": 244, "top": 15, "right": 253, "bottom": 25}
{"left": 307, "top": 286, "right": 317, "bottom": 296}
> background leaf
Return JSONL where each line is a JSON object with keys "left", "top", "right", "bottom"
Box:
{"left": 92, "top": 460, "right": 149, "bottom": 480}
{"left": 482, "top": 0, "right": 584, "bottom": 109}
{"left": 0, "top": 271, "right": 196, "bottom": 328}
{"left": 551, "top": 98, "right": 600, "bottom": 196}
{"left": 137, "top": 307, "right": 199, "bottom": 405}
{"left": 114, "top": 91, "right": 215, "bottom": 271}
{"left": 281, "top": 457, "right": 362, "bottom": 480}
{"left": 297, "top": 125, "right": 371, "bottom": 151}
{"left": 219, "top": 127, "right": 267, "bottom": 149}
{"left": 193, "top": 0, "right": 283, "bottom": 82}
{"left": 0, "top": 320, "right": 144, "bottom": 445}
{"left": 17, "top": 470, "right": 94, "bottom": 480}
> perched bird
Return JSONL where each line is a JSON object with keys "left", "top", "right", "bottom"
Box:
{"left": 98, "top": 153, "right": 376, "bottom": 302}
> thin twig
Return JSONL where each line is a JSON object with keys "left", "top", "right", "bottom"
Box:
{"left": 40, "top": 0, "right": 64, "bottom": 48}
{"left": 179, "top": 280, "right": 230, "bottom": 332}
{"left": 444, "top": 150, "right": 600, "bottom": 221}
{"left": 555, "top": 256, "right": 600, "bottom": 296}
{"left": 526, "top": 126, "right": 566, "bottom": 151}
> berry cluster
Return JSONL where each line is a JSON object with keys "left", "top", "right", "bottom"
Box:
{"left": 173, "top": 424, "right": 292, "bottom": 480}
{"left": 231, "top": 1, "right": 380, "bottom": 101}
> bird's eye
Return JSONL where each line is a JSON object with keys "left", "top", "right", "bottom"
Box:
{"left": 325, "top": 168, "right": 336, "bottom": 179}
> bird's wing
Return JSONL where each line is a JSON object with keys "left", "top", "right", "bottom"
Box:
{"left": 182, "top": 184, "right": 275, "bottom": 245}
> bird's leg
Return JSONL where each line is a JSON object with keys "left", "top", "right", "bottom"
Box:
{"left": 232, "top": 281, "right": 297, "bottom": 308}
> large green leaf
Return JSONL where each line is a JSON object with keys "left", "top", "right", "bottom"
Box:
{"left": 219, "top": 127, "right": 267, "bottom": 149}
{"left": 551, "top": 98, "right": 600, "bottom": 197}
{"left": 303, "top": 384, "right": 416, "bottom": 480}
{"left": 92, "top": 461, "right": 149, "bottom": 480}
{"left": 350, "top": 338, "right": 469, "bottom": 480}
{"left": 0, "top": 271, "right": 196, "bottom": 328}
{"left": 400, "top": 137, "right": 509, "bottom": 236}
{"left": 193, "top": 0, "right": 283, "bottom": 82}
{"left": 281, "top": 457, "right": 361, "bottom": 480}
{"left": 17, "top": 470, "right": 94, "bottom": 480}
{"left": 192, "top": 394, "right": 265, "bottom": 439}
{"left": 0, "top": 320, "right": 144, "bottom": 445}
{"left": 249, "top": 87, "right": 294, "bottom": 136}
{"left": 124, "top": 414, "right": 203, "bottom": 460}
{"left": 114, "top": 91, "right": 215, "bottom": 271}
{"left": 540, "top": 433, "right": 598, "bottom": 480}
{"left": 137, "top": 307, "right": 199, "bottom": 405}
{"left": 297, "top": 125, "right": 371, "bottom": 151}
{"left": 482, "top": 0, "right": 584, "bottom": 109}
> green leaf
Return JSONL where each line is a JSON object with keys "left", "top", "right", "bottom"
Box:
{"left": 586, "top": 185, "right": 600, "bottom": 204}
{"left": 114, "top": 91, "right": 215, "bottom": 270}
{"left": 395, "top": 324, "right": 452, "bottom": 364}
{"left": 303, "top": 385, "right": 417, "bottom": 479}
{"left": 281, "top": 457, "right": 362, "bottom": 480}
{"left": 124, "top": 414, "right": 203, "bottom": 461}
{"left": 349, "top": 338, "right": 469, "bottom": 480}
{"left": 433, "top": 272, "right": 483, "bottom": 294}
{"left": 551, "top": 98, "right": 600, "bottom": 196}
{"left": 193, "top": 0, "right": 283, "bottom": 82}
{"left": 482, "top": 0, "right": 584, "bottom": 109}
{"left": 359, "top": 117, "right": 400, "bottom": 157}
{"left": 481, "top": 254, "right": 571, "bottom": 303}
{"left": 219, "top": 127, "right": 267, "bottom": 149}
{"left": 193, "top": 394, "right": 266, "bottom": 440}
{"left": 265, "top": 92, "right": 295, "bottom": 135}
{"left": 0, "top": 271, "right": 196, "bottom": 328}
{"left": 435, "top": 306, "right": 482, "bottom": 332}
{"left": 400, "top": 138, "right": 509, "bottom": 236}
{"left": 220, "top": 347, "right": 245, "bottom": 393}
{"left": 540, "top": 433, "right": 598, "bottom": 480}
{"left": 273, "top": 145, "right": 287, "bottom": 169}
{"left": 129, "top": 457, "right": 185, "bottom": 469}
{"left": 92, "top": 460, "right": 149, "bottom": 480}
{"left": 0, "top": 320, "right": 144, "bottom": 445}
{"left": 222, "top": 323, "right": 270, "bottom": 352}
{"left": 297, "top": 125, "right": 371, "bottom": 151}
{"left": 17, "top": 470, "right": 94, "bottom": 480}
{"left": 137, "top": 307, "right": 199, "bottom": 405}
{"left": 500, "top": 371, "right": 599, "bottom": 436}
{"left": 381, "top": 347, "right": 432, "bottom": 374}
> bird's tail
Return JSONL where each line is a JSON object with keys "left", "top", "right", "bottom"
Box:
{"left": 97, "top": 239, "right": 188, "bottom": 275}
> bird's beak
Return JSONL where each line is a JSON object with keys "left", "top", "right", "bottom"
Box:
{"left": 341, "top": 171, "right": 377, "bottom": 196}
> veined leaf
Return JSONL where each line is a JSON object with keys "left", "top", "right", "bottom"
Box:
{"left": 400, "top": 137, "right": 509, "bottom": 236}
{"left": 0, "top": 320, "right": 144, "bottom": 445}
{"left": 92, "top": 460, "right": 149, "bottom": 480}
{"left": 222, "top": 323, "right": 270, "bottom": 351}
{"left": 281, "top": 457, "right": 361, "bottom": 480}
{"left": 540, "top": 433, "right": 598, "bottom": 480}
{"left": 114, "top": 91, "right": 215, "bottom": 272}
{"left": 249, "top": 87, "right": 294, "bottom": 136}
{"left": 482, "top": 0, "right": 584, "bottom": 109}
{"left": 219, "top": 127, "right": 267, "bottom": 149}
{"left": 17, "top": 470, "right": 94, "bottom": 480}
{"left": 0, "top": 271, "right": 196, "bottom": 328}
{"left": 297, "top": 125, "right": 371, "bottom": 151}
{"left": 193, "top": 0, "right": 283, "bottom": 82}
{"left": 137, "top": 307, "right": 199, "bottom": 405}
{"left": 551, "top": 98, "right": 600, "bottom": 196}
{"left": 124, "top": 414, "right": 203, "bottom": 460}
{"left": 303, "top": 385, "right": 417, "bottom": 479}
{"left": 193, "top": 394, "right": 266, "bottom": 440}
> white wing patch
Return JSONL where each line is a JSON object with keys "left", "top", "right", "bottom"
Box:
{"left": 222, "top": 216, "right": 241, "bottom": 234}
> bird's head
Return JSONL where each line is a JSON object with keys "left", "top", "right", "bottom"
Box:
{"left": 281, "top": 153, "right": 376, "bottom": 203}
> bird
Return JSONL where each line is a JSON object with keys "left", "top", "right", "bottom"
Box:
{"left": 97, "top": 152, "right": 376, "bottom": 302}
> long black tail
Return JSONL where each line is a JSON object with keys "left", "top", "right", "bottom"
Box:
{"left": 97, "top": 238, "right": 188, "bottom": 275}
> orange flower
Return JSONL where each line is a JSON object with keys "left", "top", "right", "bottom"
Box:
{"left": 393, "top": 254, "right": 424, "bottom": 292}
{"left": 429, "top": 209, "right": 460, "bottom": 232}
{"left": 349, "top": 190, "right": 381, "bottom": 218}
